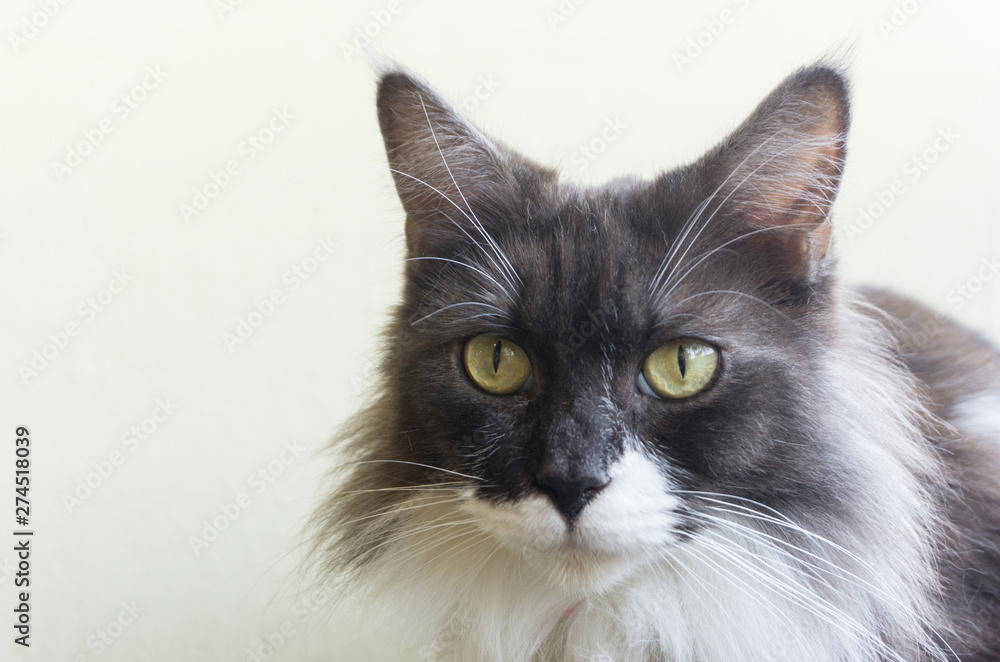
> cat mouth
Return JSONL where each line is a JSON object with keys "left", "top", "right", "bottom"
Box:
{"left": 461, "top": 492, "right": 670, "bottom": 562}
{"left": 458, "top": 449, "right": 685, "bottom": 566}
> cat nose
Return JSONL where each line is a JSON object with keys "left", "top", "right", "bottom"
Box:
{"left": 535, "top": 471, "right": 609, "bottom": 522}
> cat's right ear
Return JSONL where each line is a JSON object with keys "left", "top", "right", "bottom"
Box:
{"left": 376, "top": 70, "right": 523, "bottom": 257}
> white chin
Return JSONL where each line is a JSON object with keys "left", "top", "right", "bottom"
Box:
{"left": 528, "top": 540, "right": 642, "bottom": 593}
{"left": 460, "top": 448, "right": 683, "bottom": 593}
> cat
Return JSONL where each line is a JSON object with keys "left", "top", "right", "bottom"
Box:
{"left": 308, "top": 63, "right": 1000, "bottom": 661}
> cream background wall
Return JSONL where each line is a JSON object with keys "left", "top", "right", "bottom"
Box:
{"left": 1, "top": 0, "right": 997, "bottom": 660}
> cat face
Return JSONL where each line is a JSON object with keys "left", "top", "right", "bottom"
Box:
{"left": 370, "top": 67, "right": 850, "bottom": 589}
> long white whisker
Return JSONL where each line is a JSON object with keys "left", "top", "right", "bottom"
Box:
{"left": 681, "top": 490, "right": 958, "bottom": 655}
{"left": 664, "top": 289, "right": 793, "bottom": 323}
{"left": 338, "top": 482, "right": 469, "bottom": 497}
{"left": 348, "top": 459, "right": 487, "bottom": 483}
{"left": 337, "top": 495, "right": 463, "bottom": 529}
{"left": 691, "top": 531, "right": 911, "bottom": 662}
{"left": 654, "top": 132, "right": 787, "bottom": 300}
{"left": 678, "top": 542, "right": 812, "bottom": 636}
{"left": 657, "top": 132, "right": 819, "bottom": 303}
{"left": 656, "top": 219, "right": 827, "bottom": 310}
{"left": 416, "top": 94, "right": 522, "bottom": 289}
{"left": 385, "top": 526, "right": 485, "bottom": 577}
{"left": 407, "top": 255, "right": 517, "bottom": 304}
{"left": 687, "top": 509, "right": 958, "bottom": 657}
{"left": 390, "top": 167, "right": 516, "bottom": 301}
{"left": 648, "top": 197, "right": 712, "bottom": 295}
{"left": 411, "top": 301, "right": 511, "bottom": 326}
{"left": 656, "top": 552, "right": 738, "bottom": 636}
{"left": 679, "top": 492, "right": 871, "bottom": 568}
{"left": 364, "top": 518, "right": 481, "bottom": 558}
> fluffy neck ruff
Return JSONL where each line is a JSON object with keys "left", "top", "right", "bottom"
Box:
{"left": 309, "top": 292, "right": 954, "bottom": 662}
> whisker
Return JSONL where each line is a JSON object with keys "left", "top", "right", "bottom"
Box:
{"left": 688, "top": 509, "right": 861, "bottom": 588}
{"left": 687, "top": 539, "right": 888, "bottom": 660}
{"left": 656, "top": 221, "right": 825, "bottom": 308}
{"left": 347, "top": 459, "right": 487, "bottom": 483}
{"left": 384, "top": 525, "right": 485, "bottom": 576}
{"left": 338, "top": 482, "right": 469, "bottom": 497}
{"left": 691, "top": 531, "right": 912, "bottom": 662}
{"left": 389, "top": 167, "right": 517, "bottom": 300}
{"left": 677, "top": 542, "right": 806, "bottom": 635}
{"left": 678, "top": 490, "right": 955, "bottom": 660}
{"left": 653, "top": 132, "right": 787, "bottom": 299}
{"left": 407, "top": 255, "right": 517, "bottom": 305}
{"left": 336, "top": 495, "right": 464, "bottom": 529}
{"left": 397, "top": 531, "right": 497, "bottom": 589}
{"left": 664, "top": 289, "right": 794, "bottom": 323}
{"left": 416, "top": 94, "right": 522, "bottom": 289}
{"left": 411, "top": 301, "right": 511, "bottom": 326}
{"left": 648, "top": 197, "right": 712, "bottom": 295}
{"left": 686, "top": 509, "right": 957, "bottom": 657}
{"left": 678, "top": 492, "right": 871, "bottom": 568}
{"left": 361, "top": 518, "right": 481, "bottom": 558}
{"left": 655, "top": 133, "right": 831, "bottom": 305}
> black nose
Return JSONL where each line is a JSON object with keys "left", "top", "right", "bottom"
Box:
{"left": 536, "top": 472, "right": 609, "bottom": 522}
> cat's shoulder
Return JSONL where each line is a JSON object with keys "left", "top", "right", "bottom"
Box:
{"left": 857, "top": 286, "right": 1000, "bottom": 376}
{"left": 855, "top": 286, "right": 1000, "bottom": 420}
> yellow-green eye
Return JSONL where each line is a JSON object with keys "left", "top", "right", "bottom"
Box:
{"left": 640, "top": 339, "right": 719, "bottom": 399}
{"left": 463, "top": 334, "right": 532, "bottom": 395}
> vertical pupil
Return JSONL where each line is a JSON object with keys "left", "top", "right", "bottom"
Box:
{"left": 493, "top": 339, "right": 502, "bottom": 373}
{"left": 677, "top": 343, "right": 686, "bottom": 378}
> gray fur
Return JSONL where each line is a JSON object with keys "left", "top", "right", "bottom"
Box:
{"left": 307, "top": 65, "right": 1000, "bottom": 661}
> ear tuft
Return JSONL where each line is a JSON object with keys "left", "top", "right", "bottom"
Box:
{"left": 375, "top": 70, "right": 518, "bottom": 257}
{"left": 700, "top": 64, "right": 850, "bottom": 273}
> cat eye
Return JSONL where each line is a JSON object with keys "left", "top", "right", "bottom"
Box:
{"left": 639, "top": 339, "right": 719, "bottom": 400}
{"left": 463, "top": 334, "right": 532, "bottom": 395}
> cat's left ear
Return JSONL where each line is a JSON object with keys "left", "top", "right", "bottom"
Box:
{"left": 696, "top": 65, "right": 849, "bottom": 276}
